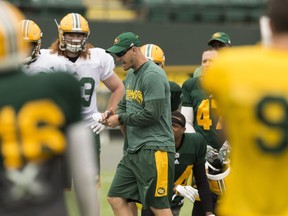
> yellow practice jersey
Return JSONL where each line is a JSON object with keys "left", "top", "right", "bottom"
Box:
{"left": 204, "top": 45, "right": 288, "bottom": 216}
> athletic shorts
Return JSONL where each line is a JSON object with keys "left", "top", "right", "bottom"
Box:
{"left": 108, "top": 147, "right": 175, "bottom": 209}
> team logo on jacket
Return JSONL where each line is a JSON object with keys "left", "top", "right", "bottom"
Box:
{"left": 126, "top": 89, "right": 143, "bottom": 104}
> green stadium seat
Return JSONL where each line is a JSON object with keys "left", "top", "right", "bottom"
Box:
{"left": 142, "top": 0, "right": 167, "bottom": 4}
{"left": 170, "top": 0, "right": 193, "bottom": 4}
{"left": 199, "top": 0, "right": 222, "bottom": 6}
{"left": 247, "top": 7, "right": 266, "bottom": 22}
{"left": 224, "top": 8, "right": 248, "bottom": 22}
{"left": 10, "top": 0, "right": 86, "bottom": 17}
{"left": 124, "top": 0, "right": 267, "bottom": 24}
{"left": 146, "top": 6, "right": 171, "bottom": 22}
{"left": 173, "top": 6, "right": 198, "bottom": 22}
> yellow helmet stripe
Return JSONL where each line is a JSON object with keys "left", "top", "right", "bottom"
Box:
{"left": 0, "top": 2, "right": 18, "bottom": 56}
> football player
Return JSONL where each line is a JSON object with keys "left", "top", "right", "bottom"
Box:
{"left": 0, "top": 2, "right": 99, "bottom": 216}
{"left": 193, "top": 31, "right": 232, "bottom": 78}
{"left": 49, "top": 13, "right": 124, "bottom": 184}
{"left": 141, "top": 44, "right": 182, "bottom": 112}
{"left": 20, "top": 19, "right": 66, "bottom": 74}
{"left": 204, "top": 0, "right": 288, "bottom": 215}
{"left": 181, "top": 48, "right": 230, "bottom": 216}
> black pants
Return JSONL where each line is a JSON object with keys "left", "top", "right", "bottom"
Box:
{"left": 192, "top": 192, "right": 218, "bottom": 216}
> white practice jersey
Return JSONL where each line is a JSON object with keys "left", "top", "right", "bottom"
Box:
{"left": 23, "top": 48, "right": 115, "bottom": 127}
{"left": 61, "top": 48, "right": 115, "bottom": 126}
{"left": 22, "top": 49, "right": 66, "bottom": 75}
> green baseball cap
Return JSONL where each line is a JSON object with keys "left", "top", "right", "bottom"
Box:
{"left": 208, "top": 32, "right": 231, "bottom": 45}
{"left": 106, "top": 32, "right": 141, "bottom": 54}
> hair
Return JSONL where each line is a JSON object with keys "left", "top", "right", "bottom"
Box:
{"left": 172, "top": 111, "right": 186, "bottom": 127}
{"left": 209, "top": 40, "right": 231, "bottom": 50}
{"left": 207, "top": 46, "right": 218, "bottom": 51}
{"left": 268, "top": 0, "right": 288, "bottom": 33}
{"left": 49, "top": 39, "right": 94, "bottom": 59}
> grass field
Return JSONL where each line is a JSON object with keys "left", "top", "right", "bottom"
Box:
{"left": 65, "top": 171, "right": 193, "bottom": 216}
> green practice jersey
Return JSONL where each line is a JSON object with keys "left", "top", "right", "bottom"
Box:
{"left": 172, "top": 133, "right": 206, "bottom": 208}
{"left": 182, "top": 77, "right": 226, "bottom": 150}
{"left": 118, "top": 61, "right": 175, "bottom": 153}
{"left": 169, "top": 81, "right": 182, "bottom": 112}
{"left": 0, "top": 70, "right": 81, "bottom": 216}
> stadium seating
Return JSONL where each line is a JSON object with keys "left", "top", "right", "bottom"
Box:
{"left": 140, "top": 0, "right": 267, "bottom": 23}
{"left": 10, "top": 0, "right": 267, "bottom": 23}
{"left": 9, "top": 0, "right": 86, "bottom": 16}
{"left": 170, "top": 0, "right": 193, "bottom": 4}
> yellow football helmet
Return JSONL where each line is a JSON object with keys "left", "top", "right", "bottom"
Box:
{"left": 141, "top": 44, "right": 165, "bottom": 68}
{"left": 206, "top": 161, "right": 231, "bottom": 195}
{"left": 57, "top": 13, "right": 90, "bottom": 53}
{"left": 0, "top": 1, "right": 28, "bottom": 71}
{"left": 20, "top": 19, "right": 42, "bottom": 64}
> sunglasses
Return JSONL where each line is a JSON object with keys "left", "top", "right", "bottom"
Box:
{"left": 115, "top": 46, "right": 133, "bottom": 57}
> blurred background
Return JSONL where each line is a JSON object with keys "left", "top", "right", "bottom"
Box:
{"left": 10, "top": 1, "right": 267, "bottom": 214}
{"left": 10, "top": 0, "right": 267, "bottom": 66}
{"left": 10, "top": 0, "right": 268, "bottom": 106}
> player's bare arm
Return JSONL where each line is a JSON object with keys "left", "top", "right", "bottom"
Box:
{"left": 102, "top": 73, "right": 125, "bottom": 113}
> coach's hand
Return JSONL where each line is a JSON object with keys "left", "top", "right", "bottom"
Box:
{"left": 175, "top": 185, "right": 199, "bottom": 203}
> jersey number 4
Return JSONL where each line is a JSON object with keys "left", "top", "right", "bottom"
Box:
{"left": 197, "top": 99, "right": 222, "bottom": 130}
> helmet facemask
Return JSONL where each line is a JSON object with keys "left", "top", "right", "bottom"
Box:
{"left": 59, "top": 32, "right": 88, "bottom": 53}
{"left": 23, "top": 40, "right": 41, "bottom": 65}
